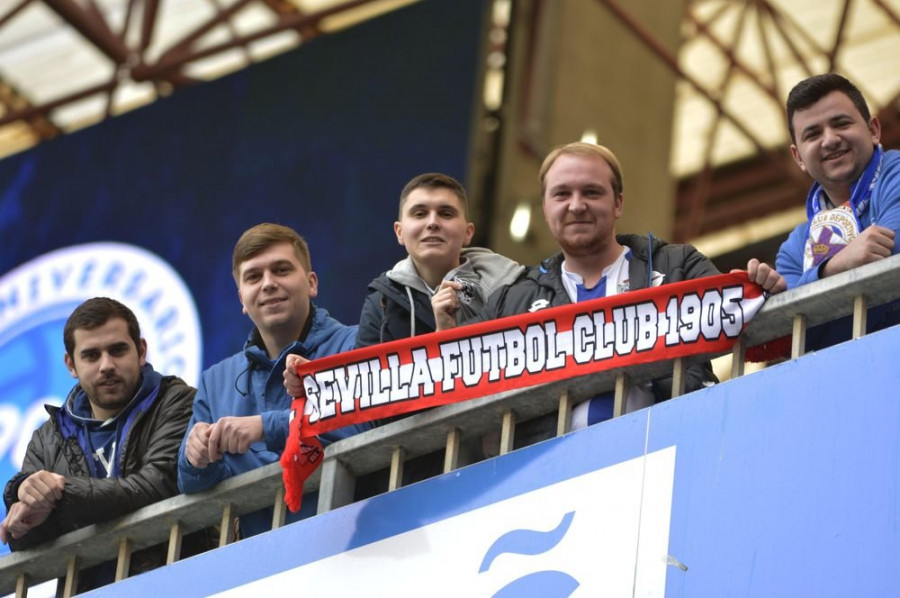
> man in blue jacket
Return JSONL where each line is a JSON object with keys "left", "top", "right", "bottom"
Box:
{"left": 177, "top": 223, "right": 368, "bottom": 538}
{"left": 777, "top": 73, "right": 898, "bottom": 285}
{"left": 776, "top": 74, "right": 899, "bottom": 346}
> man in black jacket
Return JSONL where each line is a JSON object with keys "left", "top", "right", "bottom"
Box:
{"left": 0, "top": 297, "right": 197, "bottom": 592}
{"left": 435, "top": 142, "right": 785, "bottom": 429}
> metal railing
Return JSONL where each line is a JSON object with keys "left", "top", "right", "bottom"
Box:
{"left": 3, "top": 254, "right": 899, "bottom": 597}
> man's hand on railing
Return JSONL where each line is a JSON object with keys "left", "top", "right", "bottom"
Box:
{"left": 0, "top": 501, "right": 54, "bottom": 543}
{"left": 16, "top": 470, "right": 64, "bottom": 510}
{"left": 207, "top": 416, "right": 264, "bottom": 461}
{"left": 283, "top": 354, "right": 308, "bottom": 397}
{"left": 821, "top": 225, "right": 895, "bottom": 278}
{"left": 740, "top": 259, "right": 787, "bottom": 294}
{"left": 185, "top": 421, "right": 214, "bottom": 468}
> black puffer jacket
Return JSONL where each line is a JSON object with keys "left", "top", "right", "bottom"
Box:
{"left": 3, "top": 373, "right": 203, "bottom": 593}
{"left": 483, "top": 233, "right": 720, "bottom": 399}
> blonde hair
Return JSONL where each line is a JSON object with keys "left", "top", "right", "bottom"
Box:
{"left": 539, "top": 142, "right": 624, "bottom": 197}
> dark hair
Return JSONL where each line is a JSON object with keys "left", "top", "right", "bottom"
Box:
{"left": 398, "top": 173, "right": 469, "bottom": 220}
{"left": 64, "top": 297, "right": 142, "bottom": 357}
{"left": 232, "top": 223, "right": 311, "bottom": 283}
{"left": 787, "top": 74, "right": 871, "bottom": 142}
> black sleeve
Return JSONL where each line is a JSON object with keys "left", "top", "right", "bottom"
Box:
{"left": 357, "top": 291, "right": 388, "bottom": 348}
{"left": 3, "top": 420, "right": 54, "bottom": 512}
{"left": 682, "top": 245, "right": 722, "bottom": 280}
{"left": 10, "top": 381, "right": 196, "bottom": 550}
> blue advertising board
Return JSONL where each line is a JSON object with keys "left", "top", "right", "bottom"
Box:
{"left": 97, "top": 325, "right": 900, "bottom": 596}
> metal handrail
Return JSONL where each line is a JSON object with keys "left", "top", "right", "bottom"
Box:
{"left": 3, "top": 254, "right": 899, "bottom": 596}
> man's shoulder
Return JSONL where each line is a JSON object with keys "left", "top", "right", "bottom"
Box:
{"left": 199, "top": 351, "right": 248, "bottom": 384}
{"left": 157, "top": 375, "right": 197, "bottom": 403}
{"left": 308, "top": 306, "right": 357, "bottom": 356}
{"left": 488, "top": 256, "right": 563, "bottom": 317}
{"left": 366, "top": 274, "right": 413, "bottom": 305}
{"left": 876, "top": 149, "right": 900, "bottom": 186}
{"left": 622, "top": 234, "right": 719, "bottom": 282}
{"left": 510, "top": 256, "right": 560, "bottom": 289}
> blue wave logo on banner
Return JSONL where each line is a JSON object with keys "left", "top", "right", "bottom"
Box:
{"left": 480, "top": 511, "right": 580, "bottom": 596}
{"left": 0, "top": 243, "right": 202, "bottom": 551}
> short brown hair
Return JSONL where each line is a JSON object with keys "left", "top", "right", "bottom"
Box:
{"left": 64, "top": 297, "right": 141, "bottom": 358}
{"left": 232, "top": 223, "right": 311, "bottom": 283}
{"left": 539, "top": 142, "right": 625, "bottom": 197}
{"left": 398, "top": 173, "right": 469, "bottom": 220}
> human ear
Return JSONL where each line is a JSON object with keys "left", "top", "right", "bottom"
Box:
{"left": 64, "top": 353, "right": 78, "bottom": 379}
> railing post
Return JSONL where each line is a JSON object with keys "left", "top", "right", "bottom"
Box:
{"left": 556, "top": 390, "right": 572, "bottom": 436}
{"left": 731, "top": 337, "right": 746, "bottom": 378}
{"left": 166, "top": 521, "right": 183, "bottom": 565}
{"left": 15, "top": 573, "right": 26, "bottom": 598}
{"left": 62, "top": 556, "right": 79, "bottom": 598}
{"left": 115, "top": 537, "right": 132, "bottom": 581}
{"left": 791, "top": 314, "right": 807, "bottom": 358}
{"left": 317, "top": 458, "right": 355, "bottom": 513}
{"left": 218, "top": 504, "right": 235, "bottom": 547}
{"left": 852, "top": 294, "right": 867, "bottom": 339}
{"left": 499, "top": 410, "right": 516, "bottom": 455}
{"left": 444, "top": 428, "right": 461, "bottom": 473}
{"left": 671, "top": 357, "right": 685, "bottom": 398}
{"left": 388, "top": 447, "right": 405, "bottom": 491}
{"left": 613, "top": 372, "right": 630, "bottom": 417}
{"left": 272, "top": 487, "right": 287, "bottom": 530}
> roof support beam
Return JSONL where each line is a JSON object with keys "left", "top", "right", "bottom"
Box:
{"left": 140, "top": 0, "right": 160, "bottom": 52}
{"left": 151, "top": 0, "right": 256, "bottom": 67}
{"left": 0, "top": 80, "right": 116, "bottom": 128}
{"left": 0, "top": 0, "right": 33, "bottom": 30}
{"left": 827, "top": 0, "right": 853, "bottom": 72}
{"left": 871, "top": 0, "right": 900, "bottom": 28}
{"left": 138, "top": 0, "right": 382, "bottom": 79}
{"left": 594, "top": 0, "right": 776, "bottom": 158}
{"left": 43, "top": 0, "right": 131, "bottom": 64}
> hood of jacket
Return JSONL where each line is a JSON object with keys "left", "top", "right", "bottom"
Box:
{"left": 61, "top": 363, "right": 163, "bottom": 429}
{"left": 377, "top": 247, "right": 524, "bottom": 327}
{"left": 57, "top": 363, "right": 164, "bottom": 478}
{"left": 385, "top": 248, "right": 523, "bottom": 293}
{"left": 242, "top": 302, "right": 356, "bottom": 368}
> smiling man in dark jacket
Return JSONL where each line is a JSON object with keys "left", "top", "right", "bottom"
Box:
{"left": 436, "top": 142, "right": 786, "bottom": 429}
{"left": 1, "top": 297, "right": 197, "bottom": 593}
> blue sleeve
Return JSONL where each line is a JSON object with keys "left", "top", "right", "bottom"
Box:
{"left": 777, "top": 152, "right": 900, "bottom": 290}
{"left": 260, "top": 400, "right": 372, "bottom": 452}
{"left": 177, "top": 372, "right": 233, "bottom": 493}
{"left": 870, "top": 153, "right": 900, "bottom": 251}
{"left": 261, "top": 409, "right": 289, "bottom": 452}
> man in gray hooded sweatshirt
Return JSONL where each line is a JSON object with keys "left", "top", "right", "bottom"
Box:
{"left": 356, "top": 172, "right": 524, "bottom": 346}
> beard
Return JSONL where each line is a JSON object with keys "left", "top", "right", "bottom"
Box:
{"left": 558, "top": 232, "right": 607, "bottom": 258}
{"left": 85, "top": 375, "right": 140, "bottom": 418}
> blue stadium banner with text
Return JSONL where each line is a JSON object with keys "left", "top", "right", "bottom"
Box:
{"left": 281, "top": 272, "right": 767, "bottom": 510}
